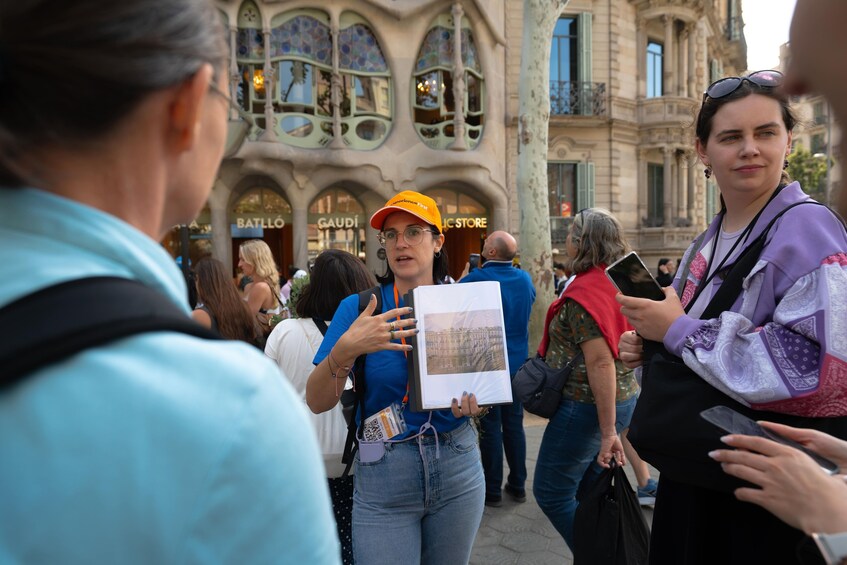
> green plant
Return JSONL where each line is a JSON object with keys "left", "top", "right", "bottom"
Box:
{"left": 287, "top": 274, "right": 310, "bottom": 318}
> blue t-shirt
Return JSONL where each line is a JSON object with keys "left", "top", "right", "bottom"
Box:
{"left": 460, "top": 261, "right": 536, "bottom": 376}
{"left": 314, "top": 283, "right": 465, "bottom": 439}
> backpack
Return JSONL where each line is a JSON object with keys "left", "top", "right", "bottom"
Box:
{"left": 330, "top": 285, "right": 382, "bottom": 477}
{"left": 0, "top": 276, "right": 220, "bottom": 388}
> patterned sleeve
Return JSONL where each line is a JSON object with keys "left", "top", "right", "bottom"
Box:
{"left": 679, "top": 254, "right": 847, "bottom": 417}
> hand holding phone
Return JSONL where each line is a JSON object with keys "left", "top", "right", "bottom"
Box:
{"left": 469, "top": 253, "right": 481, "bottom": 272}
{"left": 605, "top": 251, "right": 665, "bottom": 301}
{"left": 700, "top": 405, "right": 839, "bottom": 475}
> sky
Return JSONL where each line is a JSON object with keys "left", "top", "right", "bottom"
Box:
{"left": 742, "top": 0, "right": 797, "bottom": 71}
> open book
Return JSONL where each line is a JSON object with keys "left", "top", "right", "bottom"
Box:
{"left": 405, "top": 281, "right": 513, "bottom": 411}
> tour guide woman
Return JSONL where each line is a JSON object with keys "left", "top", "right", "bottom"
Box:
{"left": 306, "top": 191, "right": 486, "bottom": 565}
{"left": 617, "top": 70, "right": 847, "bottom": 563}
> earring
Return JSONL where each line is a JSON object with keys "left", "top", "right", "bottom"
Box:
{"left": 784, "top": 158, "right": 789, "bottom": 170}
{"left": 434, "top": 250, "right": 442, "bottom": 258}
{"left": 704, "top": 166, "right": 712, "bottom": 179}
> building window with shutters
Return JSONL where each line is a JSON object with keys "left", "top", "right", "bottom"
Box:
{"left": 647, "top": 163, "right": 664, "bottom": 226}
{"left": 549, "top": 14, "right": 603, "bottom": 116}
{"left": 548, "top": 162, "right": 594, "bottom": 243}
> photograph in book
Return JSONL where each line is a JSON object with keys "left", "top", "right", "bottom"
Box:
{"left": 407, "top": 281, "right": 513, "bottom": 411}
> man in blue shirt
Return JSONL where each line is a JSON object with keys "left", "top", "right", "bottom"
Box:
{"left": 460, "top": 231, "right": 536, "bottom": 506}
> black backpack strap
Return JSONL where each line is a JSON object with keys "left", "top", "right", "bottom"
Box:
{"left": 701, "top": 200, "right": 827, "bottom": 319}
{"left": 312, "top": 317, "right": 328, "bottom": 336}
{"left": 0, "top": 276, "right": 220, "bottom": 389}
{"left": 340, "top": 286, "right": 383, "bottom": 476}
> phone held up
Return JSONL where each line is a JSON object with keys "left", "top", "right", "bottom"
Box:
{"left": 700, "top": 405, "right": 840, "bottom": 476}
{"left": 469, "top": 253, "right": 481, "bottom": 272}
{"left": 605, "top": 251, "right": 665, "bottom": 301}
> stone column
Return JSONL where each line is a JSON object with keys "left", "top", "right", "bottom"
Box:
{"left": 229, "top": 26, "right": 240, "bottom": 120}
{"left": 329, "top": 16, "right": 345, "bottom": 149}
{"left": 638, "top": 149, "right": 648, "bottom": 225}
{"left": 687, "top": 24, "right": 697, "bottom": 99}
{"left": 678, "top": 28, "right": 687, "bottom": 97}
{"left": 449, "top": 2, "right": 467, "bottom": 151}
{"left": 259, "top": 28, "right": 277, "bottom": 141}
{"left": 663, "top": 147, "right": 673, "bottom": 226}
{"left": 209, "top": 180, "right": 232, "bottom": 272}
{"left": 636, "top": 18, "right": 647, "bottom": 98}
{"left": 292, "top": 206, "right": 308, "bottom": 274}
{"left": 663, "top": 16, "right": 674, "bottom": 96}
{"left": 687, "top": 150, "right": 696, "bottom": 223}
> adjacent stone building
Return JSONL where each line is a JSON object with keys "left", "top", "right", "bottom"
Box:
{"left": 170, "top": 0, "right": 748, "bottom": 278}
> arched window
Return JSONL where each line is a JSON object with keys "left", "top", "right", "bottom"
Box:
{"left": 236, "top": 5, "right": 392, "bottom": 149}
{"left": 337, "top": 12, "right": 392, "bottom": 149}
{"left": 235, "top": 1, "right": 267, "bottom": 128}
{"left": 413, "top": 14, "right": 484, "bottom": 149}
{"left": 308, "top": 189, "right": 366, "bottom": 260}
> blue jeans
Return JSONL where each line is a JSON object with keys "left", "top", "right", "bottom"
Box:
{"left": 479, "top": 401, "right": 526, "bottom": 495}
{"left": 533, "top": 395, "right": 637, "bottom": 549}
{"left": 353, "top": 420, "right": 485, "bottom": 565}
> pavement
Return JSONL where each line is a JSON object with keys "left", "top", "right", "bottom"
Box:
{"left": 470, "top": 412, "right": 659, "bottom": 564}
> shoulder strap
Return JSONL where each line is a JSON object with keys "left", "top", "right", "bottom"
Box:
{"left": 340, "top": 285, "right": 383, "bottom": 476}
{"left": 312, "top": 317, "right": 328, "bottom": 336}
{"left": 0, "top": 276, "right": 220, "bottom": 389}
{"left": 700, "top": 201, "right": 827, "bottom": 319}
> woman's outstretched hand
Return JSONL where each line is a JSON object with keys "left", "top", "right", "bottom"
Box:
{"left": 616, "top": 287, "right": 685, "bottom": 343}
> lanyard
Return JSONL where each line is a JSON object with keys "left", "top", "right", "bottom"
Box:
{"left": 687, "top": 185, "right": 783, "bottom": 311}
{"left": 393, "top": 284, "right": 410, "bottom": 407}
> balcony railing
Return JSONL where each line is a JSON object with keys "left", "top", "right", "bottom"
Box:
{"left": 550, "top": 81, "right": 607, "bottom": 116}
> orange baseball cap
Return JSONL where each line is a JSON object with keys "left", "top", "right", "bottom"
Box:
{"left": 369, "top": 190, "right": 443, "bottom": 233}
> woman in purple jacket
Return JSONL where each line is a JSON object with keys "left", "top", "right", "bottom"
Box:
{"left": 617, "top": 71, "right": 847, "bottom": 563}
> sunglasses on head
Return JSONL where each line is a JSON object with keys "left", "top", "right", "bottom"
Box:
{"left": 702, "top": 70, "right": 784, "bottom": 103}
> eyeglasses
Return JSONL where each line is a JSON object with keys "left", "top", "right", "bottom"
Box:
{"left": 208, "top": 83, "right": 255, "bottom": 125}
{"left": 702, "top": 70, "right": 784, "bottom": 103}
{"left": 377, "top": 226, "right": 438, "bottom": 248}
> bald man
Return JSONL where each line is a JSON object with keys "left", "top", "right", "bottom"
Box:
{"left": 460, "top": 231, "right": 536, "bottom": 506}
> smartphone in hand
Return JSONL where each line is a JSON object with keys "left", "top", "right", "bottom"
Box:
{"left": 469, "top": 253, "right": 481, "bottom": 272}
{"left": 605, "top": 251, "right": 665, "bottom": 301}
{"left": 700, "top": 405, "right": 839, "bottom": 475}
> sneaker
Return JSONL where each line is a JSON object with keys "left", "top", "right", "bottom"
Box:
{"left": 637, "top": 478, "right": 658, "bottom": 506}
{"left": 504, "top": 483, "right": 527, "bottom": 503}
{"left": 484, "top": 493, "right": 502, "bottom": 507}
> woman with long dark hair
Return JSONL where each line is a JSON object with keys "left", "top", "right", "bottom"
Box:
{"left": 192, "top": 256, "right": 263, "bottom": 347}
{"left": 265, "top": 249, "right": 376, "bottom": 565}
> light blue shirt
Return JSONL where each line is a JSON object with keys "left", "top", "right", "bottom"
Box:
{"left": 0, "top": 189, "right": 340, "bottom": 564}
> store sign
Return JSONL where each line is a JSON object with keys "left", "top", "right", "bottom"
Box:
{"left": 236, "top": 216, "right": 286, "bottom": 229}
{"left": 444, "top": 217, "right": 488, "bottom": 229}
{"left": 317, "top": 216, "right": 360, "bottom": 230}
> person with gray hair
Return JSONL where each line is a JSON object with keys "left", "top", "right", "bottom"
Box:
{"left": 0, "top": 1, "right": 338, "bottom": 562}
{"left": 532, "top": 208, "right": 638, "bottom": 549}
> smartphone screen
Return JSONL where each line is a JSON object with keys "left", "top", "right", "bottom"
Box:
{"left": 700, "top": 405, "right": 840, "bottom": 475}
{"left": 605, "top": 251, "right": 665, "bottom": 301}
{"left": 469, "top": 253, "right": 481, "bottom": 272}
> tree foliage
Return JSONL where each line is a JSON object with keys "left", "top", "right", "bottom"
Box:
{"left": 788, "top": 145, "right": 830, "bottom": 203}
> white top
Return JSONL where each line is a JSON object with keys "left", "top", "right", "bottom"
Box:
{"left": 265, "top": 317, "right": 351, "bottom": 478}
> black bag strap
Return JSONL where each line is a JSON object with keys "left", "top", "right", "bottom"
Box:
{"left": 340, "top": 285, "right": 383, "bottom": 476}
{"left": 313, "top": 317, "right": 328, "bottom": 336}
{"left": 0, "top": 276, "right": 220, "bottom": 389}
{"left": 700, "top": 200, "right": 827, "bottom": 319}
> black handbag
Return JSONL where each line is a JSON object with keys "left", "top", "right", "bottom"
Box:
{"left": 628, "top": 201, "right": 847, "bottom": 492}
{"left": 512, "top": 351, "right": 584, "bottom": 418}
{"left": 573, "top": 460, "right": 649, "bottom": 565}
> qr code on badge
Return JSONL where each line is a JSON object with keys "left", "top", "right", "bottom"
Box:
{"left": 362, "top": 417, "right": 385, "bottom": 442}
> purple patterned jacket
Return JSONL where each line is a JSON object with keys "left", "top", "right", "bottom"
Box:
{"left": 664, "top": 182, "right": 847, "bottom": 417}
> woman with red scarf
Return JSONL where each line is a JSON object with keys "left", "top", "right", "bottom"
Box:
{"left": 533, "top": 208, "right": 639, "bottom": 550}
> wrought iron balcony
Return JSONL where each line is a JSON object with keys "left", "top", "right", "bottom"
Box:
{"left": 549, "top": 81, "right": 607, "bottom": 116}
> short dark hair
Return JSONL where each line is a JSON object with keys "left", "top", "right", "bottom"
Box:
{"left": 553, "top": 262, "right": 566, "bottom": 271}
{"left": 658, "top": 258, "right": 671, "bottom": 268}
{"left": 295, "top": 249, "right": 377, "bottom": 320}
{"left": 0, "top": 0, "right": 227, "bottom": 188}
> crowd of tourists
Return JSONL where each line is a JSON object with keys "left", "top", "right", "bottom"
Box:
{"left": 5, "top": 0, "right": 847, "bottom": 563}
